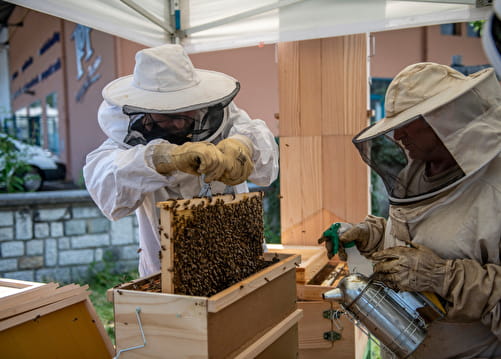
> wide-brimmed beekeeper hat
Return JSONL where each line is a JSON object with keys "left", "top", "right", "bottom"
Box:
{"left": 355, "top": 62, "right": 494, "bottom": 141}
{"left": 102, "top": 44, "right": 239, "bottom": 114}
{"left": 353, "top": 62, "right": 500, "bottom": 203}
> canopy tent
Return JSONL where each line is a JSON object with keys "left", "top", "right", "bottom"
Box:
{"left": 4, "top": 0, "right": 492, "bottom": 53}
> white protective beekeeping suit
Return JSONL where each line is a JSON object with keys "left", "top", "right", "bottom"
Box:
{"left": 350, "top": 63, "right": 501, "bottom": 358}
{"left": 83, "top": 44, "right": 279, "bottom": 277}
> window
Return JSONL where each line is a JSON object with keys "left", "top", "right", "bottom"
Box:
{"left": 14, "top": 107, "right": 29, "bottom": 141}
{"left": 2, "top": 117, "right": 17, "bottom": 137}
{"left": 370, "top": 78, "right": 392, "bottom": 125}
{"left": 28, "top": 100, "right": 43, "bottom": 146}
{"left": 13, "top": 103, "right": 43, "bottom": 146}
{"left": 441, "top": 23, "right": 462, "bottom": 36}
{"left": 46, "top": 93, "right": 60, "bottom": 154}
{"left": 467, "top": 22, "right": 481, "bottom": 37}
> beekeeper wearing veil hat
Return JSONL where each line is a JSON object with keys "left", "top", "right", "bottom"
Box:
{"left": 84, "top": 44, "right": 278, "bottom": 277}
{"left": 320, "top": 62, "right": 501, "bottom": 357}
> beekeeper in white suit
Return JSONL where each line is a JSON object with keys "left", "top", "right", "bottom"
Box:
{"left": 322, "top": 62, "right": 501, "bottom": 358}
{"left": 83, "top": 44, "right": 278, "bottom": 277}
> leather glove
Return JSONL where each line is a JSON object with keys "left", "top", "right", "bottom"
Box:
{"left": 318, "top": 222, "right": 370, "bottom": 260}
{"left": 152, "top": 142, "right": 225, "bottom": 182}
{"left": 216, "top": 137, "right": 254, "bottom": 186}
{"left": 371, "top": 243, "right": 449, "bottom": 294}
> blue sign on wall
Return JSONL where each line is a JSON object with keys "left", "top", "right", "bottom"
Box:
{"left": 11, "top": 32, "right": 62, "bottom": 101}
{"left": 71, "top": 25, "right": 94, "bottom": 80}
{"left": 71, "top": 24, "right": 102, "bottom": 102}
{"left": 39, "top": 32, "right": 60, "bottom": 56}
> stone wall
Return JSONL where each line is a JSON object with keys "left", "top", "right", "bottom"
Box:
{"left": 0, "top": 190, "right": 139, "bottom": 283}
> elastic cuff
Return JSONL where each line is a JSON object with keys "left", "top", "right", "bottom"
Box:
{"left": 148, "top": 141, "right": 177, "bottom": 174}
{"left": 144, "top": 142, "right": 160, "bottom": 170}
{"left": 438, "top": 259, "right": 456, "bottom": 299}
{"left": 358, "top": 215, "right": 386, "bottom": 255}
{"left": 229, "top": 134, "right": 254, "bottom": 156}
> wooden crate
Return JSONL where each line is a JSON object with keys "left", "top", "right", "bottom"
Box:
{"left": 267, "top": 245, "right": 355, "bottom": 359}
{"left": 0, "top": 278, "right": 113, "bottom": 359}
{"left": 264, "top": 245, "right": 329, "bottom": 284}
{"left": 110, "top": 252, "right": 302, "bottom": 359}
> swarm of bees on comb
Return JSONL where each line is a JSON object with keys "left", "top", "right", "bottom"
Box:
{"left": 164, "top": 192, "right": 269, "bottom": 297}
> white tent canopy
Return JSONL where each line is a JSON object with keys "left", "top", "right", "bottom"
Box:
{"left": 5, "top": 0, "right": 492, "bottom": 53}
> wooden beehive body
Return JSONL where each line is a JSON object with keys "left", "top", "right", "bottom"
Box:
{"left": 110, "top": 193, "right": 302, "bottom": 358}
{"left": 111, "top": 252, "right": 302, "bottom": 358}
{"left": 0, "top": 278, "right": 113, "bottom": 359}
{"left": 267, "top": 245, "right": 355, "bottom": 359}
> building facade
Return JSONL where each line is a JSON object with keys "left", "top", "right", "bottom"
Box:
{"left": 1, "top": 5, "right": 492, "bottom": 186}
{"left": 0, "top": 5, "right": 494, "bottom": 283}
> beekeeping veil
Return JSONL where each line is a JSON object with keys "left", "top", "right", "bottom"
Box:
{"left": 102, "top": 44, "right": 240, "bottom": 146}
{"left": 353, "top": 62, "right": 501, "bottom": 204}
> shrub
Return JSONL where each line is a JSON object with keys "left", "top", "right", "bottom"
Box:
{"left": 0, "top": 134, "right": 35, "bottom": 193}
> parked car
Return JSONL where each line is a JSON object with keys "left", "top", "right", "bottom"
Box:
{"left": 0, "top": 133, "right": 66, "bottom": 192}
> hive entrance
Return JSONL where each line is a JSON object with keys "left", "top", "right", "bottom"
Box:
{"left": 158, "top": 192, "right": 267, "bottom": 296}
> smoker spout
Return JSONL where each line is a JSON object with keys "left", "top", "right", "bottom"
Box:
{"left": 323, "top": 288, "right": 343, "bottom": 302}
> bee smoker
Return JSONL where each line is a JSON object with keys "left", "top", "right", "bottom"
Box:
{"left": 323, "top": 273, "right": 444, "bottom": 358}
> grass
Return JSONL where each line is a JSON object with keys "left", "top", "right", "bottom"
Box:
{"left": 81, "top": 252, "right": 139, "bottom": 343}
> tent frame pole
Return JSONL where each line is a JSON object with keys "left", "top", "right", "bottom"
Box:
{"left": 183, "top": 0, "right": 305, "bottom": 36}
{"left": 120, "top": 0, "right": 175, "bottom": 35}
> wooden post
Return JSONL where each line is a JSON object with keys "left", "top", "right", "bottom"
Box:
{"left": 278, "top": 35, "right": 370, "bottom": 246}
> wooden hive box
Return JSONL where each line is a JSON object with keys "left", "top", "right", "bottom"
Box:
{"left": 109, "top": 192, "right": 303, "bottom": 358}
{"left": 110, "top": 252, "right": 302, "bottom": 359}
{"left": 0, "top": 278, "right": 113, "bottom": 359}
{"left": 267, "top": 245, "right": 355, "bottom": 359}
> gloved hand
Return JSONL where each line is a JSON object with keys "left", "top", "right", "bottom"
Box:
{"left": 216, "top": 137, "right": 254, "bottom": 185}
{"left": 371, "top": 243, "right": 449, "bottom": 294}
{"left": 152, "top": 142, "right": 225, "bottom": 182}
{"left": 318, "top": 222, "right": 370, "bottom": 260}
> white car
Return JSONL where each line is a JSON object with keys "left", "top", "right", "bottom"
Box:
{"left": 0, "top": 133, "right": 66, "bottom": 192}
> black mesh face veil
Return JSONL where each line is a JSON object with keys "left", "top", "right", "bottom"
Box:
{"left": 123, "top": 112, "right": 197, "bottom": 146}
{"left": 123, "top": 84, "right": 240, "bottom": 146}
{"left": 191, "top": 105, "right": 224, "bottom": 142}
{"left": 353, "top": 116, "right": 465, "bottom": 203}
{"left": 353, "top": 129, "right": 409, "bottom": 199}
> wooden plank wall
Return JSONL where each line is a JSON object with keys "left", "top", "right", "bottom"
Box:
{"left": 278, "top": 35, "right": 370, "bottom": 246}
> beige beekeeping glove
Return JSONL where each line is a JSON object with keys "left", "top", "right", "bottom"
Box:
{"left": 216, "top": 136, "right": 254, "bottom": 185}
{"left": 371, "top": 244, "right": 501, "bottom": 325}
{"left": 371, "top": 243, "right": 449, "bottom": 293}
{"left": 340, "top": 222, "right": 371, "bottom": 248}
{"left": 152, "top": 142, "right": 225, "bottom": 182}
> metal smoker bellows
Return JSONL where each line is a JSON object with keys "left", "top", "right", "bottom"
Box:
{"left": 323, "top": 273, "right": 442, "bottom": 358}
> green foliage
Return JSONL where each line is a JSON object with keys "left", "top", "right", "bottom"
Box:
{"left": 470, "top": 20, "right": 485, "bottom": 36}
{"left": 264, "top": 137, "right": 281, "bottom": 244}
{"left": 264, "top": 175, "right": 281, "bottom": 244}
{"left": 0, "top": 134, "right": 34, "bottom": 193}
{"left": 371, "top": 170, "right": 389, "bottom": 218}
{"left": 83, "top": 250, "right": 138, "bottom": 343}
{"left": 363, "top": 338, "right": 382, "bottom": 359}
{"left": 76, "top": 169, "right": 87, "bottom": 189}
{"left": 368, "top": 135, "right": 406, "bottom": 218}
